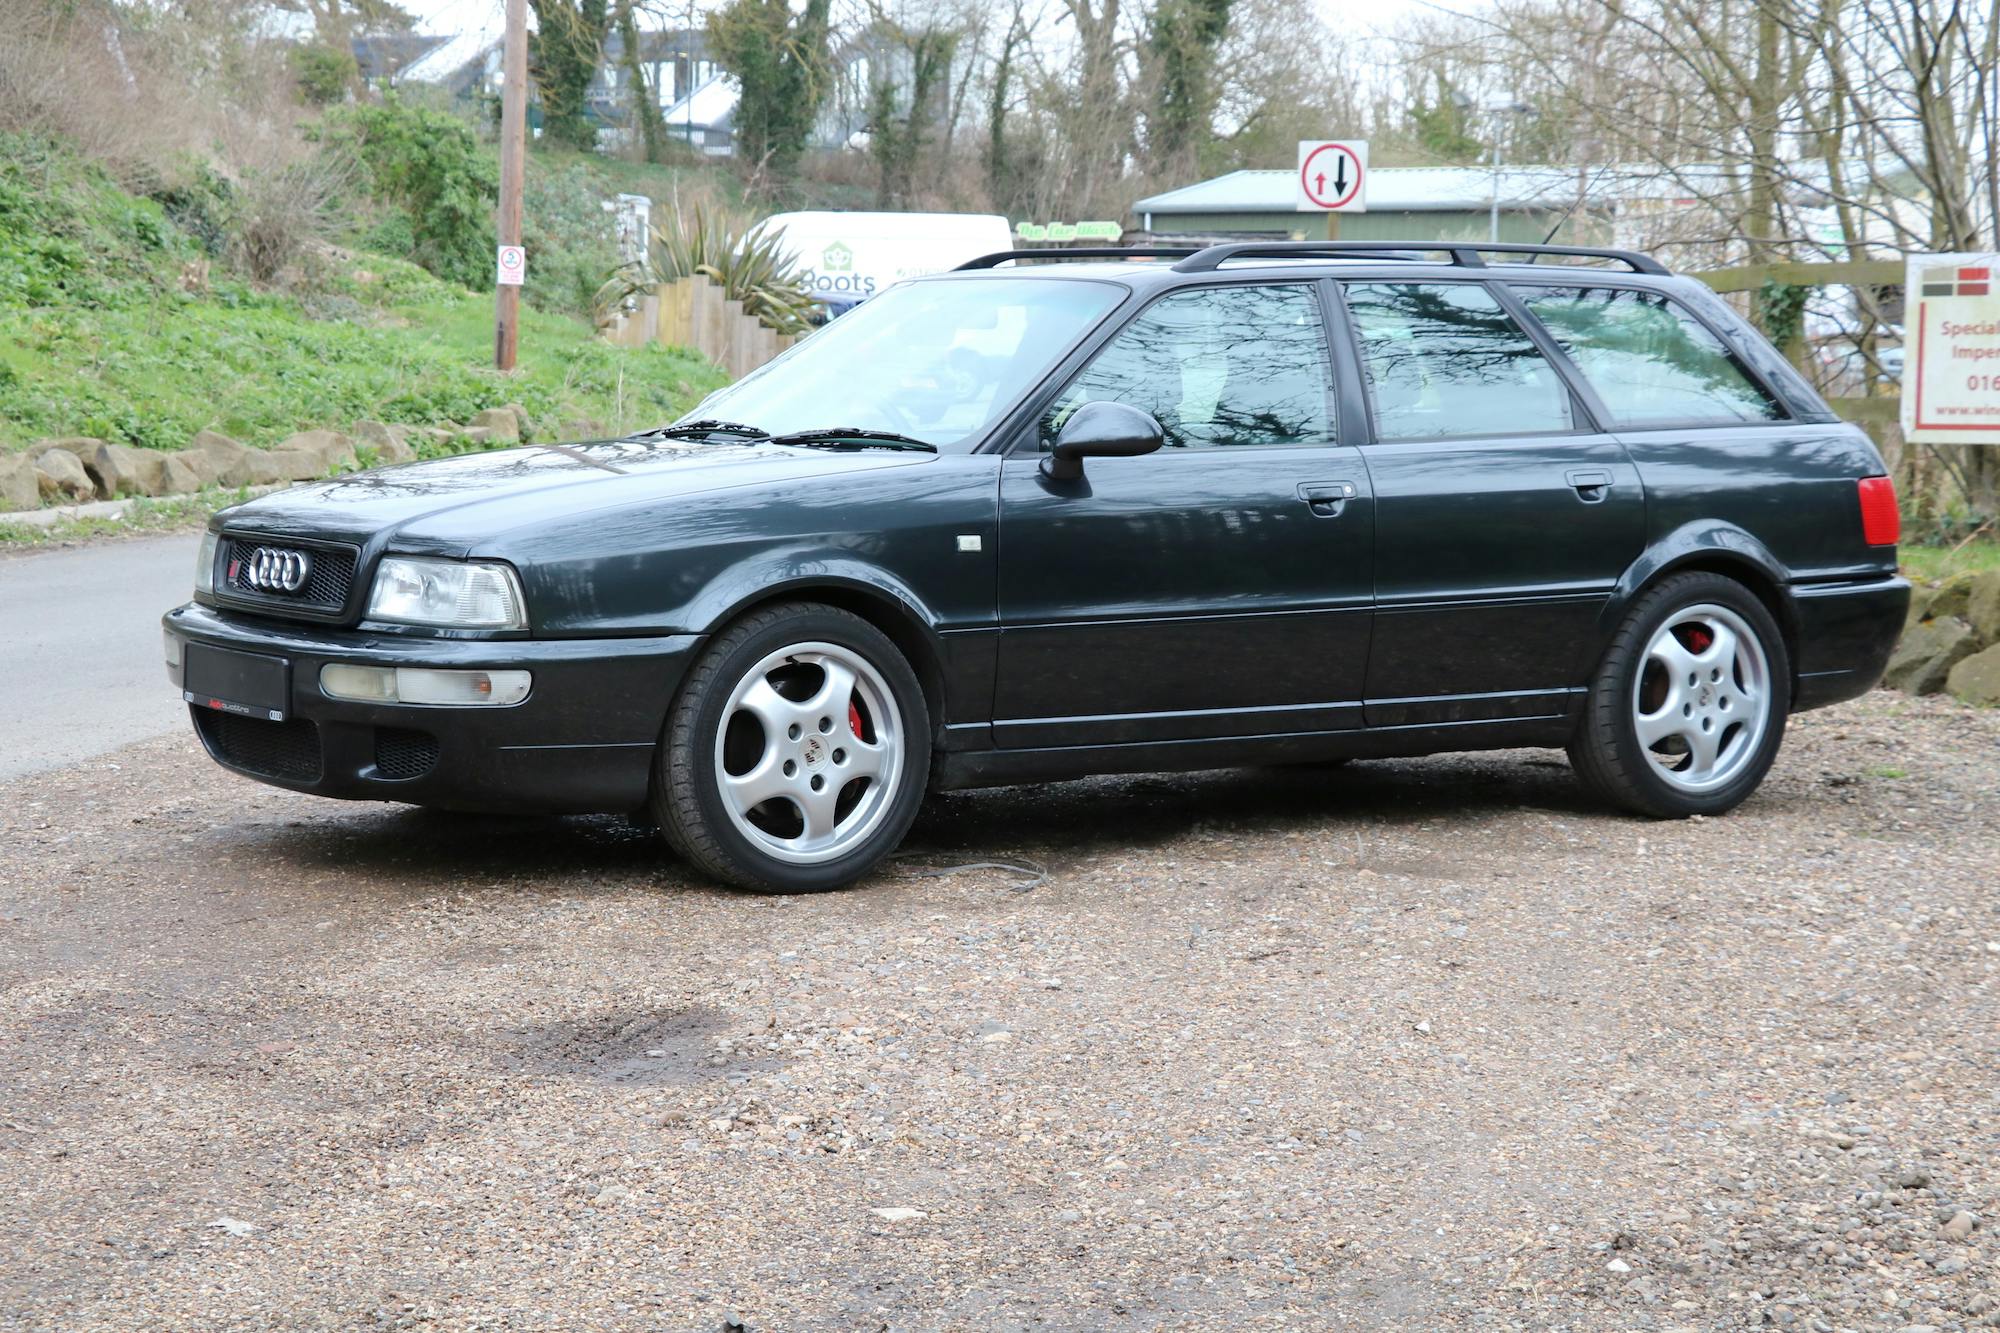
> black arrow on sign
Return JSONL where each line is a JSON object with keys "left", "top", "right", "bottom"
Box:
{"left": 1333, "top": 153, "right": 1349, "bottom": 195}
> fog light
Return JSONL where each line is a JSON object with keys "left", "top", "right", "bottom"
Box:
{"left": 163, "top": 630, "right": 182, "bottom": 673}
{"left": 319, "top": 664, "right": 530, "bottom": 707}
{"left": 396, "top": 668, "right": 531, "bottom": 706}
{"left": 320, "top": 664, "right": 398, "bottom": 702}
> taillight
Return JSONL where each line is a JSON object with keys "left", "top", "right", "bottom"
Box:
{"left": 1857, "top": 476, "right": 1899, "bottom": 546}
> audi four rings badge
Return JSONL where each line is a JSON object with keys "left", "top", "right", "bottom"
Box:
{"left": 243, "top": 548, "right": 312, "bottom": 594}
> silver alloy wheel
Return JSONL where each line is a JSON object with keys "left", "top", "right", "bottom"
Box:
{"left": 1632, "top": 602, "right": 1772, "bottom": 794}
{"left": 712, "top": 641, "right": 902, "bottom": 866}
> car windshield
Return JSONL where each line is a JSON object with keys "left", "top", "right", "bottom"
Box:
{"left": 677, "top": 277, "right": 1124, "bottom": 450}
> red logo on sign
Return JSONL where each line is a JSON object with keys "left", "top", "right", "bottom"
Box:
{"left": 1300, "top": 144, "right": 1363, "bottom": 210}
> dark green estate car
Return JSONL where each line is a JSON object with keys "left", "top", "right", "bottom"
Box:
{"left": 164, "top": 241, "right": 1909, "bottom": 892}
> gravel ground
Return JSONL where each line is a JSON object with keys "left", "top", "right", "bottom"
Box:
{"left": 2, "top": 691, "right": 1995, "bottom": 1332}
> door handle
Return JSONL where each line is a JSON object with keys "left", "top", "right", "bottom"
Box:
{"left": 1298, "top": 480, "right": 1357, "bottom": 518}
{"left": 1565, "top": 468, "right": 1613, "bottom": 503}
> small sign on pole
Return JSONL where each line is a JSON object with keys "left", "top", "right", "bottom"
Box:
{"left": 1903, "top": 252, "right": 2000, "bottom": 442}
{"left": 496, "top": 244, "right": 526, "bottom": 287}
{"left": 1297, "top": 141, "right": 1369, "bottom": 213}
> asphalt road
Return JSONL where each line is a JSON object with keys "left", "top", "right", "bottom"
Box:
{"left": 0, "top": 533, "right": 198, "bottom": 781}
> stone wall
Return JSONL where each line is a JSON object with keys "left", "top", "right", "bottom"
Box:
{"left": 0, "top": 407, "right": 532, "bottom": 517}
{"left": 1883, "top": 570, "right": 2000, "bottom": 706}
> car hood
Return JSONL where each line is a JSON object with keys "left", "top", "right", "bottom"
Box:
{"left": 214, "top": 437, "right": 936, "bottom": 552}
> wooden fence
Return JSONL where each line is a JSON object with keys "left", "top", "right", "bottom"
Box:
{"left": 601, "top": 275, "right": 798, "bottom": 380}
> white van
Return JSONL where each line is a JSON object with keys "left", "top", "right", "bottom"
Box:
{"left": 762, "top": 211, "right": 1013, "bottom": 313}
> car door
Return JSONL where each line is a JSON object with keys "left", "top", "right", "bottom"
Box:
{"left": 1511, "top": 282, "right": 1852, "bottom": 572}
{"left": 992, "top": 281, "right": 1375, "bottom": 749}
{"left": 1337, "top": 279, "right": 1646, "bottom": 727}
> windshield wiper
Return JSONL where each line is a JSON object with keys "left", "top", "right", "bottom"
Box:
{"left": 634, "top": 418, "right": 770, "bottom": 440}
{"left": 766, "top": 428, "right": 937, "bottom": 453}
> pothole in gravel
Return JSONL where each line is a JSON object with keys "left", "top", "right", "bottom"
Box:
{"left": 501, "top": 1007, "right": 774, "bottom": 1087}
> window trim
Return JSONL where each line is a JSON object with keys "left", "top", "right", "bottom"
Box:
{"left": 1332, "top": 278, "right": 1605, "bottom": 446}
{"left": 1002, "top": 277, "right": 1343, "bottom": 457}
{"left": 1501, "top": 277, "right": 1796, "bottom": 431}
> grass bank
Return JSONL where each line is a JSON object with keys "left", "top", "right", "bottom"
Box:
{"left": 0, "top": 135, "right": 727, "bottom": 460}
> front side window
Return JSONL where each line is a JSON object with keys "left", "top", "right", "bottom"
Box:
{"left": 1343, "top": 282, "right": 1574, "bottom": 441}
{"left": 1516, "top": 285, "right": 1784, "bottom": 427}
{"left": 687, "top": 276, "right": 1122, "bottom": 450}
{"left": 1044, "top": 284, "right": 1335, "bottom": 449}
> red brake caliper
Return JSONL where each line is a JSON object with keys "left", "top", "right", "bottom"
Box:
{"left": 849, "top": 701, "right": 864, "bottom": 740}
{"left": 1684, "top": 626, "right": 1713, "bottom": 653}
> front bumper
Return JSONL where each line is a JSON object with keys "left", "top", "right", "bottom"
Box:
{"left": 163, "top": 603, "right": 701, "bottom": 813}
{"left": 1789, "top": 574, "right": 1910, "bottom": 712}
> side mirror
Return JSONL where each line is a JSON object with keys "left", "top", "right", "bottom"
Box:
{"left": 1042, "top": 401, "right": 1164, "bottom": 481}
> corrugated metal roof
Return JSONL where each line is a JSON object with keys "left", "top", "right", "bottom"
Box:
{"left": 1133, "top": 159, "right": 1916, "bottom": 216}
{"left": 1132, "top": 166, "right": 1622, "bottom": 215}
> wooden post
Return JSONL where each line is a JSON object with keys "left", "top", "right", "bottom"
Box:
{"left": 1325, "top": 211, "right": 1341, "bottom": 242}
{"left": 494, "top": 0, "right": 527, "bottom": 371}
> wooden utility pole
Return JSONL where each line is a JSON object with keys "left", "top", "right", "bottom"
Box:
{"left": 495, "top": 0, "right": 528, "bottom": 370}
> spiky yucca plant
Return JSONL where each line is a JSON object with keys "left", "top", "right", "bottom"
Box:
{"left": 599, "top": 200, "right": 818, "bottom": 336}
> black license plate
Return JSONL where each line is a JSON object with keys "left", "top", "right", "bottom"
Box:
{"left": 184, "top": 644, "right": 291, "bottom": 722}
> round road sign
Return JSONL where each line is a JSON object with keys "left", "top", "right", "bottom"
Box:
{"left": 1299, "top": 143, "right": 1365, "bottom": 211}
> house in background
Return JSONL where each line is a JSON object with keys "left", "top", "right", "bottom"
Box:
{"left": 390, "top": 23, "right": 720, "bottom": 142}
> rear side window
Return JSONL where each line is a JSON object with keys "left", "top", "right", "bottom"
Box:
{"left": 1045, "top": 284, "right": 1335, "bottom": 449}
{"left": 1343, "top": 282, "right": 1574, "bottom": 440}
{"left": 1517, "top": 285, "right": 1784, "bottom": 427}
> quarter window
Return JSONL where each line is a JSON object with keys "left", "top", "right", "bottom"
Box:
{"left": 1517, "top": 285, "right": 1783, "bottom": 427}
{"left": 1045, "top": 284, "right": 1335, "bottom": 449}
{"left": 1343, "top": 282, "right": 1574, "bottom": 440}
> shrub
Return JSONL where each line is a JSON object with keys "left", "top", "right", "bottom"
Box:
{"left": 521, "top": 160, "right": 620, "bottom": 317}
{"left": 227, "top": 151, "right": 352, "bottom": 282}
{"left": 318, "top": 98, "right": 496, "bottom": 290}
{"left": 291, "top": 44, "right": 358, "bottom": 106}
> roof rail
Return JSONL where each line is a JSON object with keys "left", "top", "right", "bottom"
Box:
{"left": 1169, "top": 240, "right": 1669, "bottom": 276}
{"left": 956, "top": 247, "right": 1201, "bottom": 270}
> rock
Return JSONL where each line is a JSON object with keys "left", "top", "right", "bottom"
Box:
{"left": 1904, "top": 584, "right": 1937, "bottom": 626}
{"left": 157, "top": 455, "right": 202, "bottom": 495}
{"left": 278, "top": 429, "right": 357, "bottom": 474}
{"left": 459, "top": 426, "right": 496, "bottom": 447}
{"left": 33, "top": 448, "right": 95, "bottom": 503}
{"left": 351, "top": 421, "right": 415, "bottom": 465}
{"left": 1883, "top": 617, "right": 1977, "bottom": 694}
{"left": 1928, "top": 571, "right": 1977, "bottom": 622}
{"left": 1967, "top": 569, "right": 2000, "bottom": 645}
{"left": 504, "top": 401, "right": 533, "bottom": 441}
{"left": 1605, "top": 1257, "right": 1632, "bottom": 1274}
{"left": 0, "top": 452, "right": 39, "bottom": 511}
{"left": 188, "top": 430, "right": 264, "bottom": 488}
{"left": 1941, "top": 1210, "right": 1975, "bottom": 1241}
{"left": 469, "top": 407, "right": 520, "bottom": 442}
{"left": 82, "top": 441, "right": 169, "bottom": 498}
{"left": 1947, "top": 645, "right": 2000, "bottom": 705}
{"left": 264, "top": 448, "right": 329, "bottom": 482}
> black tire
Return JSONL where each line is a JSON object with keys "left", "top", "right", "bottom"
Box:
{"left": 1568, "top": 572, "right": 1790, "bottom": 818}
{"left": 651, "top": 602, "right": 930, "bottom": 892}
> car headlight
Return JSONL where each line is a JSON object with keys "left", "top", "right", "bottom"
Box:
{"left": 366, "top": 557, "right": 527, "bottom": 630}
{"left": 194, "top": 529, "right": 219, "bottom": 595}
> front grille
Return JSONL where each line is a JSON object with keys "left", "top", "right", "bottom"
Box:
{"left": 193, "top": 709, "right": 323, "bottom": 782}
{"left": 220, "top": 536, "right": 358, "bottom": 615}
{"left": 373, "top": 727, "right": 439, "bottom": 781}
